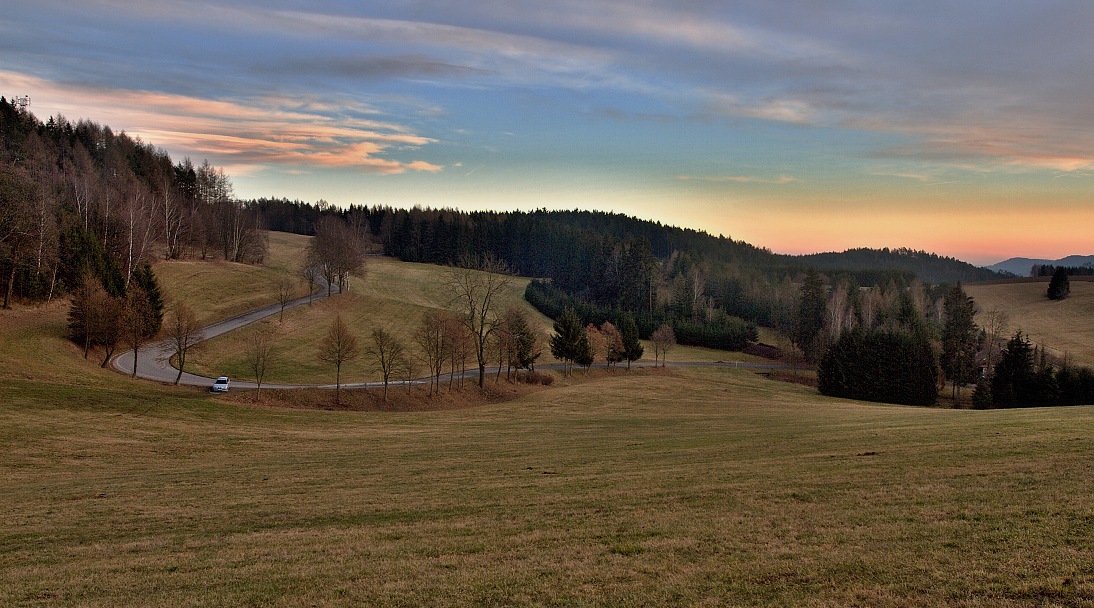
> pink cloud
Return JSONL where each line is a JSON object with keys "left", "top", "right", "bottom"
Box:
{"left": 1, "top": 70, "right": 440, "bottom": 176}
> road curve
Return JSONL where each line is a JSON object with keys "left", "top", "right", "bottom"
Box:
{"left": 111, "top": 282, "right": 341, "bottom": 389}
{"left": 112, "top": 282, "right": 806, "bottom": 390}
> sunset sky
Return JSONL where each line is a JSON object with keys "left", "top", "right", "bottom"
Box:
{"left": 3, "top": 1, "right": 1093, "bottom": 266}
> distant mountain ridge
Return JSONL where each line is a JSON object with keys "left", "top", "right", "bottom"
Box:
{"left": 987, "top": 255, "right": 1094, "bottom": 277}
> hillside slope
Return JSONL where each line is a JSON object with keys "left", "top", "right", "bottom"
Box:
{"left": 966, "top": 278, "right": 1094, "bottom": 366}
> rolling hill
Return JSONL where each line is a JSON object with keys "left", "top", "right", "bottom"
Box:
{"left": 966, "top": 277, "right": 1094, "bottom": 366}
{"left": 2, "top": 231, "right": 1094, "bottom": 605}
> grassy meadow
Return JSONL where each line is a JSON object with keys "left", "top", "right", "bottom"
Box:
{"left": 154, "top": 231, "right": 312, "bottom": 325}
{"left": 2, "top": 233, "right": 1093, "bottom": 605}
{"left": 966, "top": 278, "right": 1094, "bottom": 367}
{"left": 3, "top": 344, "right": 1093, "bottom": 605}
{"left": 181, "top": 235, "right": 762, "bottom": 385}
{"left": 187, "top": 256, "right": 548, "bottom": 385}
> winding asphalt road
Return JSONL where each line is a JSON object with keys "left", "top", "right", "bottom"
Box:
{"left": 112, "top": 283, "right": 805, "bottom": 391}
{"left": 111, "top": 283, "right": 342, "bottom": 389}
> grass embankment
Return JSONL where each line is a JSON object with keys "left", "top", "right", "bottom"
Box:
{"left": 3, "top": 358, "right": 1092, "bottom": 606}
{"left": 966, "top": 278, "right": 1094, "bottom": 367}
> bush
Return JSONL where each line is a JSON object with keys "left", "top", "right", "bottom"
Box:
{"left": 522, "top": 371, "right": 554, "bottom": 386}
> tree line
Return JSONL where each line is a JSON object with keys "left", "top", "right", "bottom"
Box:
{"left": 799, "top": 269, "right": 1094, "bottom": 408}
{"left": 1033, "top": 264, "right": 1094, "bottom": 277}
{"left": 246, "top": 201, "right": 1006, "bottom": 357}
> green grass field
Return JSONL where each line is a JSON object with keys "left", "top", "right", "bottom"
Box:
{"left": 2, "top": 235, "right": 1093, "bottom": 605}
{"left": 967, "top": 278, "right": 1094, "bottom": 367}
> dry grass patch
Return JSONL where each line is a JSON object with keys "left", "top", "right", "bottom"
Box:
{"left": 3, "top": 363, "right": 1093, "bottom": 606}
{"left": 966, "top": 278, "right": 1094, "bottom": 366}
{"left": 153, "top": 231, "right": 310, "bottom": 325}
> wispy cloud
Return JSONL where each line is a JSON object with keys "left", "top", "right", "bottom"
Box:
{"left": 1, "top": 70, "right": 441, "bottom": 175}
{"left": 678, "top": 175, "right": 797, "bottom": 185}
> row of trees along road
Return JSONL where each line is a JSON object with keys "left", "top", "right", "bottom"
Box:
{"left": 305, "top": 253, "right": 542, "bottom": 404}
{"left": 550, "top": 308, "right": 652, "bottom": 375}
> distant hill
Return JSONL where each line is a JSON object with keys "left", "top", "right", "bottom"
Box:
{"left": 987, "top": 255, "right": 1094, "bottom": 277}
{"left": 798, "top": 247, "right": 1001, "bottom": 284}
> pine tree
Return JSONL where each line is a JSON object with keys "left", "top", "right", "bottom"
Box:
{"left": 818, "top": 328, "right": 938, "bottom": 406}
{"left": 620, "top": 314, "right": 643, "bottom": 369}
{"left": 991, "top": 331, "right": 1034, "bottom": 407}
{"left": 940, "top": 283, "right": 979, "bottom": 401}
{"left": 550, "top": 308, "right": 583, "bottom": 375}
{"left": 1047, "top": 267, "right": 1070, "bottom": 300}
{"left": 574, "top": 328, "right": 594, "bottom": 370}
{"left": 794, "top": 269, "right": 826, "bottom": 361}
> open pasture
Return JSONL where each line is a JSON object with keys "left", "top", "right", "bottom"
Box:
{"left": 966, "top": 278, "right": 1094, "bottom": 367}
{"left": 3, "top": 356, "right": 1092, "bottom": 606}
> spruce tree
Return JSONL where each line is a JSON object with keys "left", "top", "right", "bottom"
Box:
{"left": 1047, "top": 267, "right": 1070, "bottom": 300}
{"left": 550, "top": 308, "right": 583, "bottom": 375}
{"left": 991, "top": 331, "right": 1034, "bottom": 407}
{"left": 131, "top": 262, "right": 165, "bottom": 336}
{"left": 620, "top": 314, "right": 643, "bottom": 369}
{"left": 940, "top": 283, "right": 979, "bottom": 400}
{"left": 794, "top": 269, "right": 826, "bottom": 361}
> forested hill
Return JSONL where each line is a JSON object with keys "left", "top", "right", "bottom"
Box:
{"left": 0, "top": 98, "right": 262, "bottom": 307}
{"left": 256, "top": 199, "right": 999, "bottom": 286}
{"left": 800, "top": 248, "right": 999, "bottom": 284}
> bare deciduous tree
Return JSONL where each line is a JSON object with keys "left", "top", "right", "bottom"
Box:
{"left": 600, "top": 321, "right": 624, "bottom": 367}
{"left": 124, "top": 284, "right": 157, "bottom": 377}
{"left": 319, "top": 314, "right": 359, "bottom": 405}
{"left": 274, "top": 277, "right": 295, "bottom": 322}
{"left": 248, "top": 327, "right": 274, "bottom": 396}
{"left": 650, "top": 323, "right": 676, "bottom": 367}
{"left": 981, "top": 307, "right": 1010, "bottom": 378}
{"left": 302, "top": 264, "right": 319, "bottom": 304}
{"left": 368, "top": 327, "right": 407, "bottom": 403}
{"left": 447, "top": 255, "right": 512, "bottom": 388}
{"left": 307, "top": 217, "right": 366, "bottom": 296}
{"left": 414, "top": 310, "right": 449, "bottom": 396}
{"left": 444, "top": 315, "right": 472, "bottom": 390}
{"left": 585, "top": 324, "right": 606, "bottom": 368}
{"left": 167, "top": 301, "right": 204, "bottom": 384}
